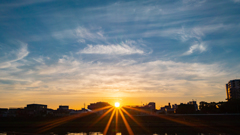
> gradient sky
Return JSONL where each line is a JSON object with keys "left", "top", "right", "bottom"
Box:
{"left": 0, "top": 0, "right": 240, "bottom": 109}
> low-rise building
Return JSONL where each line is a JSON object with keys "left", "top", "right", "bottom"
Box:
{"left": 26, "top": 104, "right": 47, "bottom": 110}
{"left": 25, "top": 104, "right": 47, "bottom": 116}
{"left": 58, "top": 105, "right": 69, "bottom": 110}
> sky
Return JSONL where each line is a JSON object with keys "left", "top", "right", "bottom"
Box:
{"left": 0, "top": 0, "right": 240, "bottom": 109}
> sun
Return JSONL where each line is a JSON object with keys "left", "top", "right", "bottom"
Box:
{"left": 115, "top": 102, "right": 120, "bottom": 107}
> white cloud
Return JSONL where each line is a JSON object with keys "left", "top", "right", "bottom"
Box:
{"left": 15, "top": 43, "right": 29, "bottom": 62}
{"left": 0, "top": 47, "right": 234, "bottom": 104}
{"left": 143, "top": 24, "right": 230, "bottom": 42}
{"left": 75, "top": 27, "right": 107, "bottom": 42}
{"left": 183, "top": 43, "right": 206, "bottom": 55}
{"left": 78, "top": 39, "right": 85, "bottom": 43}
{"left": 52, "top": 26, "right": 108, "bottom": 44}
{"left": 38, "top": 55, "right": 82, "bottom": 75}
{"left": 33, "top": 56, "right": 50, "bottom": 64}
{"left": 178, "top": 26, "right": 204, "bottom": 42}
{"left": 0, "top": 42, "right": 29, "bottom": 68}
{"left": 1, "top": 53, "right": 228, "bottom": 97}
{"left": 78, "top": 42, "right": 144, "bottom": 55}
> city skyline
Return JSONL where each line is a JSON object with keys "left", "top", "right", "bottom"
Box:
{"left": 1, "top": 0, "right": 240, "bottom": 109}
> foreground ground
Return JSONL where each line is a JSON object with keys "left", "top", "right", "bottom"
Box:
{"left": 0, "top": 114, "right": 240, "bottom": 135}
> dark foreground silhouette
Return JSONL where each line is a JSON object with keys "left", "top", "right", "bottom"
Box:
{"left": 1, "top": 113, "right": 240, "bottom": 135}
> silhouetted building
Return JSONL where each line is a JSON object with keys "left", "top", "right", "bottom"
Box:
{"left": 226, "top": 79, "right": 240, "bottom": 100}
{"left": 25, "top": 104, "right": 47, "bottom": 116}
{"left": 0, "top": 108, "right": 8, "bottom": 113}
{"left": 88, "top": 102, "right": 110, "bottom": 110}
{"left": 175, "top": 104, "right": 196, "bottom": 114}
{"left": 8, "top": 108, "right": 24, "bottom": 117}
{"left": 158, "top": 102, "right": 175, "bottom": 114}
{"left": 0, "top": 108, "right": 8, "bottom": 117}
{"left": 58, "top": 105, "right": 69, "bottom": 110}
{"left": 87, "top": 102, "right": 111, "bottom": 115}
{"left": 124, "top": 102, "right": 156, "bottom": 115}
{"left": 175, "top": 100, "right": 198, "bottom": 114}
{"left": 188, "top": 100, "right": 198, "bottom": 111}
{"left": 26, "top": 104, "right": 47, "bottom": 110}
{"left": 172, "top": 104, "right": 178, "bottom": 109}
{"left": 69, "top": 108, "right": 90, "bottom": 115}
{"left": 56, "top": 105, "right": 70, "bottom": 116}
{"left": 148, "top": 102, "right": 156, "bottom": 111}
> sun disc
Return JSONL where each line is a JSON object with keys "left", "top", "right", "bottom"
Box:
{"left": 115, "top": 102, "right": 120, "bottom": 107}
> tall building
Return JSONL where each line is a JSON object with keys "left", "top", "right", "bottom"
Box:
{"left": 226, "top": 79, "right": 240, "bottom": 100}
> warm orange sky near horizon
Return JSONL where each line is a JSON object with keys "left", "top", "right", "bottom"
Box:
{"left": 0, "top": 96, "right": 227, "bottom": 110}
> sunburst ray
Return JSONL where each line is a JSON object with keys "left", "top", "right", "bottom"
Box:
{"left": 119, "top": 108, "right": 134, "bottom": 135}
{"left": 89, "top": 107, "right": 114, "bottom": 127}
{"left": 103, "top": 108, "right": 116, "bottom": 135}
{"left": 121, "top": 107, "right": 149, "bottom": 133}
{"left": 115, "top": 108, "right": 119, "bottom": 133}
{"left": 37, "top": 106, "right": 112, "bottom": 134}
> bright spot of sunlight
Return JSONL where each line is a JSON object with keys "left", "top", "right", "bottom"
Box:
{"left": 115, "top": 102, "right": 120, "bottom": 107}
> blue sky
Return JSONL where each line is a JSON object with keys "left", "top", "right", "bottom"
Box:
{"left": 0, "top": 0, "right": 240, "bottom": 109}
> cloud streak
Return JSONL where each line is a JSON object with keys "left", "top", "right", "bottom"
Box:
{"left": 78, "top": 43, "right": 144, "bottom": 55}
{"left": 183, "top": 43, "right": 206, "bottom": 55}
{"left": 0, "top": 42, "right": 29, "bottom": 68}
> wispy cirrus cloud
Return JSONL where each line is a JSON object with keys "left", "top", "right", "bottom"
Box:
{"left": 78, "top": 43, "right": 144, "bottom": 55}
{"left": 14, "top": 43, "right": 29, "bottom": 62}
{"left": 183, "top": 43, "right": 206, "bottom": 55}
{"left": 52, "top": 26, "right": 107, "bottom": 43}
{"left": 0, "top": 42, "right": 29, "bottom": 68}
{"left": 75, "top": 27, "right": 107, "bottom": 42}
{"left": 178, "top": 24, "right": 236, "bottom": 55}
{"left": 0, "top": 53, "right": 229, "bottom": 98}
{"left": 53, "top": 26, "right": 147, "bottom": 55}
